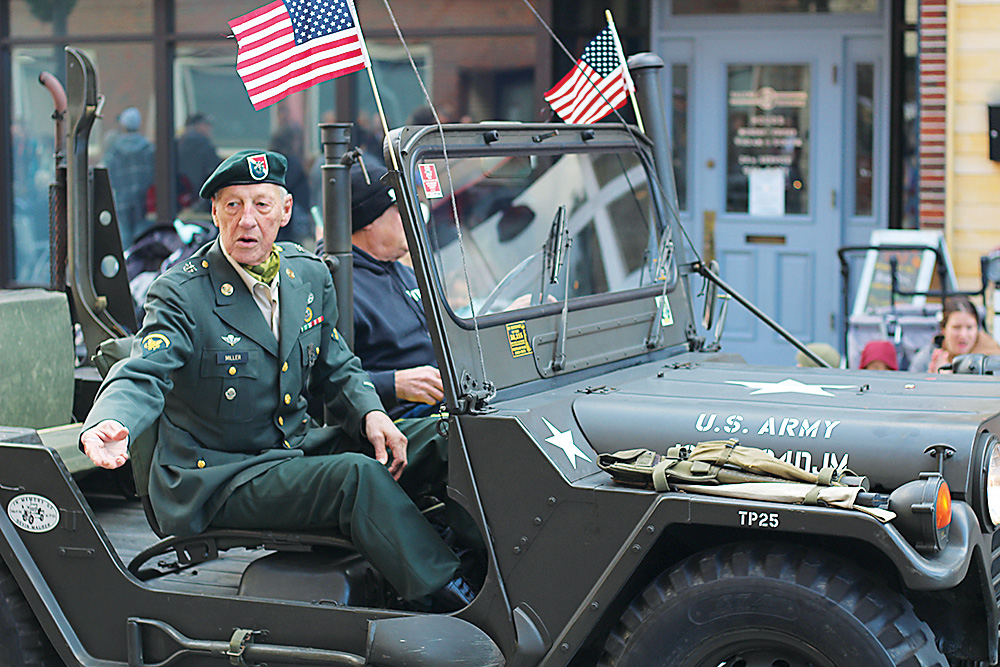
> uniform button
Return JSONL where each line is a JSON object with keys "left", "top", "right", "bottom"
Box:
{"left": 225, "top": 387, "right": 237, "bottom": 400}
{"left": 284, "top": 394, "right": 292, "bottom": 405}
{"left": 228, "top": 366, "right": 237, "bottom": 375}
{"left": 282, "top": 362, "right": 289, "bottom": 372}
{"left": 197, "top": 460, "right": 206, "bottom": 468}
{"left": 201, "top": 260, "right": 209, "bottom": 268}
{"left": 284, "top": 440, "right": 290, "bottom": 448}
{"left": 278, "top": 416, "right": 284, "bottom": 426}
{"left": 315, "top": 346, "right": 321, "bottom": 355}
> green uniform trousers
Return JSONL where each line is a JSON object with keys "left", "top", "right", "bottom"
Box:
{"left": 210, "top": 418, "right": 459, "bottom": 600}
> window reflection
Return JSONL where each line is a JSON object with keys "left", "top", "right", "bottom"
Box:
{"left": 726, "top": 64, "right": 810, "bottom": 216}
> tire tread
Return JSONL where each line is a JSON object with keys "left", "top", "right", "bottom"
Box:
{"left": 599, "top": 542, "right": 948, "bottom": 667}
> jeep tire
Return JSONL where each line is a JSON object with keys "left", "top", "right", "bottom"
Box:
{"left": 601, "top": 542, "right": 948, "bottom": 667}
{"left": 1, "top": 558, "right": 60, "bottom": 667}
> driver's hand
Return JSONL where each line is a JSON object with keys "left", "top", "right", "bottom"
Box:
{"left": 395, "top": 366, "right": 444, "bottom": 404}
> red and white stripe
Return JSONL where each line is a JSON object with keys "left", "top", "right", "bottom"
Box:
{"left": 544, "top": 61, "right": 629, "bottom": 125}
{"left": 229, "top": 0, "right": 368, "bottom": 111}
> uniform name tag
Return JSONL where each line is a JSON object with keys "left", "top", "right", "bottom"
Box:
{"left": 217, "top": 351, "right": 248, "bottom": 364}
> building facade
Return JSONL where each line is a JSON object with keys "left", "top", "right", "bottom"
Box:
{"left": 4, "top": 0, "right": 995, "bottom": 364}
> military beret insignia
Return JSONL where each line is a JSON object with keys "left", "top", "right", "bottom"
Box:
{"left": 247, "top": 153, "right": 269, "bottom": 180}
{"left": 141, "top": 333, "right": 171, "bottom": 354}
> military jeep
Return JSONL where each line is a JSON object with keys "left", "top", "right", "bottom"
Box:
{"left": 2, "top": 49, "right": 1000, "bottom": 667}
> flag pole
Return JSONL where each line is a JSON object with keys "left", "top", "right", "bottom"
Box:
{"left": 605, "top": 9, "right": 644, "bottom": 134}
{"left": 348, "top": 0, "right": 399, "bottom": 172}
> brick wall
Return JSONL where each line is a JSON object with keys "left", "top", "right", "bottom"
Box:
{"left": 918, "top": 0, "right": 947, "bottom": 230}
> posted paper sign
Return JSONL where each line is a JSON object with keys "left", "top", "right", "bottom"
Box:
{"left": 748, "top": 167, "right": 785, "bottom": 217}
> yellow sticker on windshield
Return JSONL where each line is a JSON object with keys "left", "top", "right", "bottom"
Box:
{"left": 506, "top": 321, "right": 532, "bottom": 358}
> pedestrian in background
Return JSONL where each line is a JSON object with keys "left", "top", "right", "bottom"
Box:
{"left": 104, "top": 107, "right": 154, "bottom": 247}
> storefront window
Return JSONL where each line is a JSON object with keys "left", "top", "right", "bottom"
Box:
{"left": 10, "top": 43, "right": 156, "bottom": 281}
{"left": 11, "top": 0, "right": 152, "bottom": 37}
{"left": 672, "top": 0, "right": 877, "bottom": 14}
{"left": 726, "top": 64, "right": 810, "bottom": 215}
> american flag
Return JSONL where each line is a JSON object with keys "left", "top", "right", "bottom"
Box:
{"left": 230, "top": 0, "right": 369, "bottom": 111}
{"left": 544, "top": 27, "right": 632, "bottom": 125}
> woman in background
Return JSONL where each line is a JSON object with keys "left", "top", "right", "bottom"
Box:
{"left": 910, "top": 296, "right": 1000, "bottom": 372}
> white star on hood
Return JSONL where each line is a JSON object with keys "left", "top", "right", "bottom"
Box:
{"left": 541, "top": 417, "right": 592, "bottom": 469}
{"left": 726, "top": 378, "right": 853, "bottom": 397}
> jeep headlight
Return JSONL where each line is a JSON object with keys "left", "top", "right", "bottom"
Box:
{"left": 987, "top": 437, "right": 1000, "bottom": 526}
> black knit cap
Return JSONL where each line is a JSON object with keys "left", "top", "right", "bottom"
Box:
{"left": 200, "top": 149, "right": 288, "bottom": 199}
{"left": 351, "top": 158, "right": 396, "bottom": 232}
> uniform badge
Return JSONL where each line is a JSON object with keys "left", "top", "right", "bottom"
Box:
{"left": 221, "top": 283, "right": 234, "bottom": 296}
{"left": 294, "top": 243, "right": 306, "bottom": 253}
{"left": 246, "top": 153, "right": 269, "bottom": 180}
{"left": 307, "top": 292, "right": 314, "bottom": 305}
{"left": 225, "top": 387, "right": 237, "bottom": 400}
{"left": 221, "top": 334, "right": 241, "bottom": 347}
{"left": 183, "top": 262, "right": 196, "bottom": 273}
{"left": 301, "top": 314, "right": 324, "bottom": 333}
{"left": 285, "top": 268, "right": 295, "bottom": 279}
{"left": 141, "top": 333, "right": 171, "bottom": 353}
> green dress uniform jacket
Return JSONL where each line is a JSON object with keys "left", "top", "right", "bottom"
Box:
{"left": 83, "top": 240, "right": 386, "bottom": 536}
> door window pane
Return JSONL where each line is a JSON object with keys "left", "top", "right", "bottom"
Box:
{"left": 726, "top": 64, "right": 810, "bottom": 215}
{"left": 854, "top": 62, "right": 874, "bottom": 216}
{"left": 672, "top": 0, "right": 877, "bottom": 14}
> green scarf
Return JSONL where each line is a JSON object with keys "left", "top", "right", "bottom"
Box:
{"left": 242, "top": 248, "right": 280, "bottom": 284}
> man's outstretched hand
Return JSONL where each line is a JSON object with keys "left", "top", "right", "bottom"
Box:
{"left": 80, "top": 420, "right": 130, "bottom": 469}
{"left": 364, "top": 411, "right": 408, "bottom": 480}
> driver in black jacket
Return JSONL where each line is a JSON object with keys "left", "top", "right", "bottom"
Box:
{"left": 349, "top": 159, "right": 443, "bottom": 420}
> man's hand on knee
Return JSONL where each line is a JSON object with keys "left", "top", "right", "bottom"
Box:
{"left": 394, "top": 366, "right": 444, "bottom": 405}
{"left": 364, "top": 411, "right": 408, "bottom": 480}
{"left": 80, "top": 419, "right": 130, "bottom": 469}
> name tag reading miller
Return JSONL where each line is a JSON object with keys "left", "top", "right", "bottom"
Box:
{"left": 217, "top": 351, "right": 249, "bottom": 364}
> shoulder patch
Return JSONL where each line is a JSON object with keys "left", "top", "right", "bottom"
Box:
{"left": 141, "top": 333, "right": 171, "bottom": 355}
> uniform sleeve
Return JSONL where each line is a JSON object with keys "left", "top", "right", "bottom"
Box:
{"left": 83, "top": 275, "right": 195, "bottom": 439}
{"left": 312, "top": 268, "right": 386, "bottom": 436}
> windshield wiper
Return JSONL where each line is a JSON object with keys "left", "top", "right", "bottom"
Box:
{"left": 546, "top": 207, "right": 573, "bottom": 373}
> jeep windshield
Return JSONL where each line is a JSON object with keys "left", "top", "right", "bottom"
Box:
{"left": 409, "top": 139, "right": 669, "bottom": 321}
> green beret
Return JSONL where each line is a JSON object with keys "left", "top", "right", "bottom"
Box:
{"left": 200, "top": 149, "right": 288, "bottom": 199}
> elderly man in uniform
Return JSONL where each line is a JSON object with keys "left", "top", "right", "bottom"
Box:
{"left": 349, "top": 158, "right": 443, "bottom": 419}
{"left": 79, "top": 149, "right": 473, "bottom": 611}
